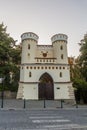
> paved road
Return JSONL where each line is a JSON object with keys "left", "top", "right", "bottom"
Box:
{"left": 0, "top": 109, "right": 87, "bottom": 130}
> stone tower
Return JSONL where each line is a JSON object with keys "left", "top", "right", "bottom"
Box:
{"left": 52, "top": 34, "right": 68, "bottom": 64}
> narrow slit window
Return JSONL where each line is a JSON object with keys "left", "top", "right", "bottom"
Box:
{"left": 61, "top": 54, "right": 64, "bottom": 59}
{"left": 29, "top": 72, "right": 31, "bottom": 77}
{"left": 28, "top": 44, "right": 30, "bottom": 49}
{"left": 60, "top": 45, "right": 63, "bottom": 50}
{"left": 60, "top": 72, "right": 62, "bottom": 77}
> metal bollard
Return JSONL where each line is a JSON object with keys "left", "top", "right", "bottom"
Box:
{"left": 61, "top": 99, "right": 63, "bottom": 108}
{"left": 76, "top": 102, "right": 78, "bottom": 108}
{"left": 1, "top": 91, "right": 4, "bottom": 108}
{"left": 23, "top": 99, "right": 26, "bottom": 109}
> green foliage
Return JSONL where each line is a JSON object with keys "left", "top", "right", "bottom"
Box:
{"left": 70, "top": 64, "right": 83, "bottom": 81}
{"left": 0, "top": 23, "right": 21, "bottom": 92}
{"left": 73, "top": 78, "right": 87, "bottom": 103}
{"left": 71, "top": 33, "right": 87, "bottom": 104}
{"left": 79, "top": 34, "right": 87, "bottom": 81}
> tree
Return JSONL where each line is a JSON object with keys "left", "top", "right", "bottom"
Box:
{"left": 0, "top": 23, "right": 21, "bottom": 92}
{"left": 79, "top": 34, "right": 87, "bottom": 81}
{"left": 73, "top": 78, "right": 87, "bottom": 104}
{"left": 0, "top": 23, "right": 15, "bottom": 64}
{"left": 72, "top": 33, "right": 87, "bottom": 104}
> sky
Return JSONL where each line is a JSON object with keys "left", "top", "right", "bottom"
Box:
{"left": 0, "top": 0, "right": 87, "bottom": 57}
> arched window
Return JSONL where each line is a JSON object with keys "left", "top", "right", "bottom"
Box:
{"left": 29, "top": 72, "right": 32, "bottom": 77}
{"left": 60, "top": 72, "right": 62, "bottom": 77}
{"left": 28, "top": 44, "right": 30, "bottom": 49}
{"left": 61, "top": 54, "right": 64, "bottom": 59}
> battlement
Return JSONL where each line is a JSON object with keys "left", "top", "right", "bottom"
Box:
{"left": 21, "top": 32, "right": 39, "bottom": 42}
{"left": 51, "top": 34, "right": 68, "bottom": 43}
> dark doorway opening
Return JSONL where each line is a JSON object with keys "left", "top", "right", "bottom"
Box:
{"left": 38, "top": 73, "right": 54, "bottom": 100}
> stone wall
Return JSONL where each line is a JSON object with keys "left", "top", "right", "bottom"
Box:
{"left": 0, "top": 91, "right": 16, "bottom": 99}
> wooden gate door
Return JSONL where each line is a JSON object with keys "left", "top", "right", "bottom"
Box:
{"left": 38, "top": 73, "right": 54, "bottom": 100}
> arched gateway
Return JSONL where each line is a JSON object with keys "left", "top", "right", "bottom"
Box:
{"left": 38, "top": 73, "right": 54, "bottom": 100}
{"left": 17, "top": 32, "right": 75, "bottom": 101}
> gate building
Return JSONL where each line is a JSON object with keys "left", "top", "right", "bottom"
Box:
{"left": 17, "top": 32, "right": 75, "bottom": 100}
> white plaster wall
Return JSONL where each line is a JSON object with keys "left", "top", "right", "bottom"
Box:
{"left": 20, "top": 67, "right": 24, "bottom": 81}
{"left": 23, "top": 84, "right": 38, "bottom": 99}
{"left": 23, "top": 66, "right": 70, "bottom": 83}
{"left": 53, "top": 41, "right": 68, "bottom": 64}
{"left": 54, "top": 83, "right": 71, "bottom": 99}
{"left": 22, "top": 82, "right": 73, "bottom": 100}
{"left": 21, "top": 40, "right": 37, "bottom": 64}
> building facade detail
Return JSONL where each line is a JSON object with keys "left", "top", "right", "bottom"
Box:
{"left": 17, "top": 32, "right": 75, "bottom": 100}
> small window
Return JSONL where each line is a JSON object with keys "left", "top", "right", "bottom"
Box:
{"left": 56, "top": 67, "right": 58, "bottom": 69}
{"left": 61, "top": 54, "right": 63, "bottom": 59}
{"left": 29, "top": 72, "right": 32, "bottom": 77}
{"left": 60, "top": 45, "right": 63, "bottom": 50}
{"left": 26, "top": 66, "right": 29, "bottom": 69}
{"left": 59, "top": 66, "right": 61, "bottom": 69}
{"left": 30, "top": 67, "right": 32, "bottom": 69}
{"left": 28, "top": 44, "right": 30, "bottom": 49}
{"left": 63, "top": 67, "right": 65, "bottom": 69}
{"left": 57, "top": 87, "right": 60, "bottom": 89}
{"left": 41, "top": 67, "right": 43, "bottom": 69}
{"left": 60, "top": 72, "right": 62, "bottom": 77}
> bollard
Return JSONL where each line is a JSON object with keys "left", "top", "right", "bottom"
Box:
{"left": 1, "top": 91, "right": 4, "bottom": 108}
{"left": 61, "top": 99, "right": 63, "bottom": 108}
{"left": 24, "top": 99, "right": 26, "bottom": 109}
{"left": 76, "top": 102, "right": 78, "bottom": 108}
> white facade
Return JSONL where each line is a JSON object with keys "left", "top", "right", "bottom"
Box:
{"left": 17, "top": 32, "right": 75, "bottom": 100}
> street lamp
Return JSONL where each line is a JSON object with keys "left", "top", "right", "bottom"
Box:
{"left": 0, "top": 77, "right": 4, "bottom": 108}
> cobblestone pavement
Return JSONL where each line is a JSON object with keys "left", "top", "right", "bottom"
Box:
{"left": 0, "top": 109, "right": 87, "bottom": 130}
